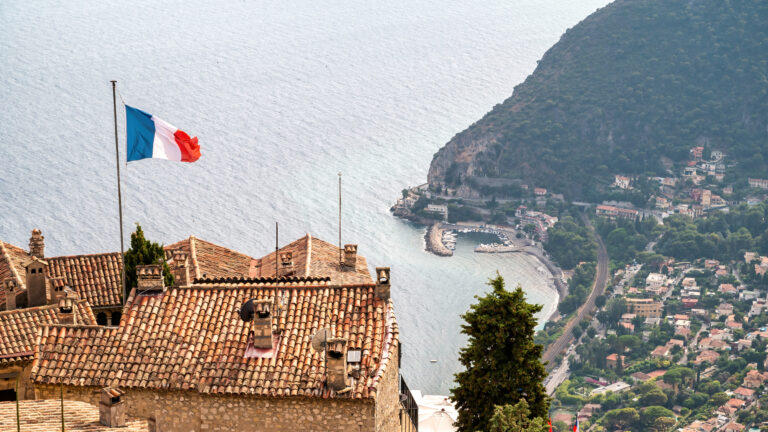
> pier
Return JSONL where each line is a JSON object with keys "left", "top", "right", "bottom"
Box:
{"left": 425, "top": 223, "right": 452, "bottom": 256}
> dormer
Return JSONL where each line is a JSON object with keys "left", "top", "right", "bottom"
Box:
{"left": 278, "top": 252, "right": 294, "bottom": 277}
{"left": 25, "top": 257, "right": 50, "bottom": 307}
{"left": 136, "top": 265, "right": 165, "bottom": 295}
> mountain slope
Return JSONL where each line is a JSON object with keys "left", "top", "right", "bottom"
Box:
{"left": 428, "top": 0, "right": 768, "bottom": 199}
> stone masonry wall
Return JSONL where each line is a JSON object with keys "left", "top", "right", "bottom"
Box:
{"left": 35, "top": 384, "right": 376, "bottom": 432}
{"left": 374, "top": 343, "right": 402, "bottom": 432}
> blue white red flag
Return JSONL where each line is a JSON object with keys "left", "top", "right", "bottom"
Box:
{"left": 125, "top": 105, "right": 200, "bottom": 162}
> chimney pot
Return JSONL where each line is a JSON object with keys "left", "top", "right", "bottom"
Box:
{"left": 29, "top": 228, "right": 45, "bottom": 258}
{"left": 57, "top": 289, "right": 78, "bottom": 324}
{"left": 99, "top": 387, "right": 126, "bottom": 427}
{"left": 4, "top": 279, "right": 18, "bottom": 310}
{"left": 251, "top": 299, "right": 273, "bottom": 349}
{"left": 278, "top": 252, "right": 294, "bottom": 277}
{"left": 375, "top": 267, "right": 390, "bottom": 300}
{"left": 343, "top": 244, "right": 358, "bottom": 269}
{"left": 136, "top": 265, "right": 165, "bottom": 294}
{"left": 25, "top": 258, "right": 50, "bottom": 307}
{"left": 170, "top": 249, "right": 190, "bottom": 286}
{"left": 326, "top": 337, "right": 349, "bottom": 391}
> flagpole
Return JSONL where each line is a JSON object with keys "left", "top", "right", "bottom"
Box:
{"left": 111, "top": 80, "right": 127, "bottom": 305}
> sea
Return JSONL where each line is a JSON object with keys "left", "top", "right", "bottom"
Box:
{"left": 0, "top": 0, "right": 610, "bottom": 394}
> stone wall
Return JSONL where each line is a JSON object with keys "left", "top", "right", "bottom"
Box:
{"left": 0, "top": 362, "right": 34, "bottom": 400}
{"left": 374, "top": 343, "right": 402, "bottom": 432}
{"left": 36, "top": 384, "right": 377, "bottom": 431}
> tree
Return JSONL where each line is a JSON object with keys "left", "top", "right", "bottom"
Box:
{"left": 640, "top": 388, "right": 668, "bottom": 407}
{"left": 641, "top": 406, "right": 674, "bottom": 429}
{"left": 650, "top": 416, "right": 676, "bottom": 432}
{"left": 123, "top": 224, "right": 174, "bottom": 301}
{"left": 602, "top": 408, "right": 640, "bottom": 430}
{"left": 488, "top": 399, "right": 548, "bottom": 432}
{"left": 451, "top": 275, "right": 549, "bottom": 431}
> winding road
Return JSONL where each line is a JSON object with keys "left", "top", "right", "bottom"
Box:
{"left": 542, "top": 214, "right": 609, "bottom": 370}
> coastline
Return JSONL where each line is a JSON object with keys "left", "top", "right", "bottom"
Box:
{"left": 423, "top": 221, "right": 565, "bottom": 322}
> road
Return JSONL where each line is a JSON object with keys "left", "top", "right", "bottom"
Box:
{"left": 542, "top": 214, "right": 609, "bottom": 370}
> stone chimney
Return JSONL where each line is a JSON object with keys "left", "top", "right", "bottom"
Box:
{"left": 136, "top": 265, "right": 165, "bottom": 294}
{"left": 326, "top": 337, "right": 349, "bottom": 391}
{"left": 278, "top": 252, "right": 294, "bottom": 277}
{"left": 375, "top": 267, "right": 390, "bottom": 300}
{"left": 343, "top": 244, "right": 358, "bottom": 269}
{"left": 29, "top": 228, "right": 44, "bottom": 258}
{"left": 170, "top": 249, "right": 190, "bottom": 286}
{"left": 4, "top": 279, "right": 18, "bottom": 310}
{"left": 25, "top": 258, "right": 50, "bottom": 307}
{"left": 252, "top": 299, "right": 273, "bottom": 349}
{"left": 99, "top": 387, "right": 126, "bottom": 427}
{"left": 56, "top": 288, "right": 79, "bottom": 324}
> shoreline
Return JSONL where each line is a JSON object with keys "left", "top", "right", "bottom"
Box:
{"left": 423, "top": 221, "right": 565, "bottom": 321}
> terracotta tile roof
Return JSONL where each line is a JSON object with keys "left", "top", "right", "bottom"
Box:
{"left": 32, "top": 281, "right": 398, "bottom": 399}
{"left": 254, "top": 235, "right": 372, "bottom": 284}
{"left": 0, "top": 399, "right": 148, "bottom": 431}
{"left": 0, "top": 300, "right": 96, "bottom": 366}
{"left": 47, "top": 253, "right": 123, "bottom": 309}
{"left": 165, "top": 236, "right": 257, "bottom": 280}
{"left": 0, "top": 241, "right": 31, "bottom": 289}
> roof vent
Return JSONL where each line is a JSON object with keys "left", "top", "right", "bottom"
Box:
{"left": 241, "top": 299, "right": 273, "bottom": 349}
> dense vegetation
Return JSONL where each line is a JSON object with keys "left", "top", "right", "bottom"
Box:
{"left": 558, "top": 263, "right": 597, "bottom": 315}
{"left": 451, "top": 275, "right": 549, "bottom": 431}
{"left": 544, "top": 216, "right": 597, "bottom": 269}
{"left": 597, "top": 217, "right": 659, "bottom": 266}
{"left": 430, "top": 0, "right": 768, "bottom": 198}
{"left": 656, "top": 203, "right": 768, "bottom": 261}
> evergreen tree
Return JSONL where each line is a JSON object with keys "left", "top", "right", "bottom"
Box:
{"left": 123, "top": 224, "right": 174, "bottom": 301}
{"left": 488, "top": 399, "right": 548, "bottom": 432}
{"left": 451, "top": 274, "right": 549, "bottom": 431}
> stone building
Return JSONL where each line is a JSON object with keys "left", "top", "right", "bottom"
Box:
{"left": 31, "top": 262, "right": 415, "bottom": 431}
{"left": 0, "top": 398, "right": 149, "bottom": 431}
{"left": 1, "top": 229, "right": 124, "bottom": 324}
{"left": 0, "top": 291, "right": 96, "bottom": 401}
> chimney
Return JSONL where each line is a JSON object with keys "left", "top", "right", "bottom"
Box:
{"left": 56, "top": 288, "right": 78, "bottom": 324}
{"left": 136, "top": 265, "right": 165, "bottom": 294}
{"left": 25, "top": 258, "right": 50, "bottom": 307}
{"left": 326, "top": 337, "right": 349, "bottom": 391}
{"left": 99, "top": 387, "right": 126, "bottom": 427}
{"left": 375, "top": 267, "right": 390, "bottom": 300}
{"left": 29, "top": 228, "right": 44, "bottom": 258}
{"left": 278, "top": 252, "right": 294, "bottom": 277}
{"left": 251, "top": 299, "right": 273, "bottom": 349}
{"left": 4, "top": 279, "right": 18, "bottom": 310}
{"left": 170, "top": 249, "right": 190, "bottom": 286}
{"left": 343, "top": 244, "right": 358, "bottom": 269}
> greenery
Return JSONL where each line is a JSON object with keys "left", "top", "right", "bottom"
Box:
{"left": 430, "top": 0, "right": 768, "bottom": 198}
{"left": 656, "top": 203, "right": 768, "bottom": 261}
{"left": 558, "top": 263, "right": 596, "bottom": 315}
{"left": 544, "top": 216, "right": 597, "bottom": 269}
{"left": 123, "top": 224, "right": 174, "bottom": 300}
{"left": 597, "top": 217, "right": 658, "bottom": 266}
{"left": 489, "top": 399, "right": 548, "bottom": 432}
{"left": 451, "top": 275, "right": 549, "bottom": 431}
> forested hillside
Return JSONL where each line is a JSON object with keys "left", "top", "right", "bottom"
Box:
{"left": 428, "top": 0, "right": 768, "bottom": 199}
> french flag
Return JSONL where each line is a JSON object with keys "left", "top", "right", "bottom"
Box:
{"left": 125, "top": 105, "right": 201, "bottom": 162}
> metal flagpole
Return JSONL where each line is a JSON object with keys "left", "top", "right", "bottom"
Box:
{"left": 111, "top": 80, "right": 127, "bottom": 305}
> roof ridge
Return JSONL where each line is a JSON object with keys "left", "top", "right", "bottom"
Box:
{"left": 47, "top": 251, "right": 122, "bottom": 260}
{"left": 305, "top": 234, "right": 312, "bottom": 275}
{"left": 0, "top": 241, "right": 25, "bottom": 288}
{"left": 188, "top": 236, "right": 202, "bottom": 279}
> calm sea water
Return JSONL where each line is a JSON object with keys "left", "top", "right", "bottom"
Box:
{"left": 0, "top": 0, "right": 609, "bottom": 394}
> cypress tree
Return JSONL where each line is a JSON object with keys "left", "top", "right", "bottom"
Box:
{"left": 451, "top": 274, "right": 549, "bottom": 431}
{"left": 123, "top": 224, "right": 174, "bottom": 300}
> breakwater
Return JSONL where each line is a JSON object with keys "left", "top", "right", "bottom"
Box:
{"left": 425, "top": 223, "right": 452, "bottom": 256}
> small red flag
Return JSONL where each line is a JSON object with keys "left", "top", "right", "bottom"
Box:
{"left": 548, "top": 418, "right": 553, "bottom": 432}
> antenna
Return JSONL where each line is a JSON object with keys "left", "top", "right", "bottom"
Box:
{"left": 338, "top": 172, "right": 342, "bottom": 267}
{"left": 275, "top": 222, "right": 279, "bottom": 277}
